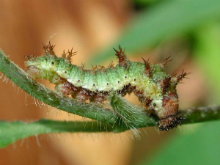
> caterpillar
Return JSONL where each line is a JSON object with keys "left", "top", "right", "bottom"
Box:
{"left": 25, "top": 42, "right": 187, "bottom": 131}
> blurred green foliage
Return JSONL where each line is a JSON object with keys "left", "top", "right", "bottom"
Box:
{"left": 90, "top": 0, "right": 220, "bottom": 64}
{"left": 143, "top": 24, "right": 220, "bottom": 165}
{"left": 194, "top": 25, "right": 220, "bottom": 102}
{"left": 92, "top": 0, "right": 220, "bottom": 164}
{"left": 131, "top": 1, "right": 220, "bottom": 165}
{"left": 142, "top": 121, "right": 220, "bottom": 165}
{"left": 132, "top": 0, "right": 160, "bottom": 10}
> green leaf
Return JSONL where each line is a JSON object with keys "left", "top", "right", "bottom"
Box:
{"left": 90, "top": 0, "right": 220, "bottom": 64}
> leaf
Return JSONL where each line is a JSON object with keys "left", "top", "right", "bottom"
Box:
{"left": 90, "top": 0, "right": 220, "bottom": 64}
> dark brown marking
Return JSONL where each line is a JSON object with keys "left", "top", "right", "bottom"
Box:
{"left": 25, "top": 54, "right": 35, "bottom": 60}
{"left": 133, "top": 89, "right": 145, "bottom": 103}
{"left": 162, "top": 56, "right": 172, "bottom": 67}
{"left": 55, "top": 79, "right": 108, "bottom": 103}
{"left": 99, "top": 65, "right": 105, "bottom": 71}
{"left": 90, "top": 92, "right": 108, "bottom": 103}
{"left": 114, "top": 46, "right": 127, "bottom": 67}
{"left": 108, "top": 61, "right": 115, "bottom": 68}
{"left": 177, "top": 70, "right": 190, "bottom": 83}
{"left": 55, "top": 81, "right": 76, "bottom": 96}
{"left": 62, "top": 50, "right": 67, "bottom": 58}
{"left": 155, "top": 91, "right": 180, "bottom": 130}
{"left": 92, "top": 65, "right": 98, "bottom": 72}
{"left": 172, "top": 70, "right": 190, "bottom": 85}
{"left": 67, "top": 48, "right": 76, "bottom": 62}
{"left": 142, "top": 58, "right": 151, "bottom": 76}
{"left": 75, "top": 88, "right": 90, "bottom": 102}
{"left": 117, "top": 84, "right": 134, "bottom": 96}
{"left": 144, "top": 98, "right": 153, "bottom": 114}
{"left": 162, "top": 92, "right": 179, "bottom": 118}
{"left": 161, "top": 76, "right": 171, "bottom": 94}
{"left": 79, "top": 63, "right": 85, "bottom": 71}
{"left": 157, "top": 115, "right": 184, "bottom": 131}
{"left": 43, "top": 41, "right": 55, "bottom": 55}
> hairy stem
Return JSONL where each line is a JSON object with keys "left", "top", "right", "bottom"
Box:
{"left": 1, "top": 105, "right": 220, "bottom": 148}
{"left": 0, "top": 120, "right": 126, "bottom": 148}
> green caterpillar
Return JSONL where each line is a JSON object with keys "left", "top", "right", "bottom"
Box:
{"left": 25, "top": 42, "right": 187, "bottom": 131}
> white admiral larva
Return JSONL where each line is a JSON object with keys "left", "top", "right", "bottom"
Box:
{"left": 25, "top": 42, "right": 188, "bottom": 131}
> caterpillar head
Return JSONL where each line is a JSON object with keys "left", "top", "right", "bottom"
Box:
{"left": 158, "top": 92, "right": 180, "bottom": 131}
{"left": 150, "top": 69, "right": 188, "bottom": 131}
{"left": 147, "top": 91, "right": 180, "bottom": 131}
{"left": 25, "top": 55, "right": 59, "bottom": 78}
{"left": 144, "top": 68, "right": 185, "bottom": 131}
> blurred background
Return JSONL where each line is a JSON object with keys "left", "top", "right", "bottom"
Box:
{"left": 0, "top": 0, "right": 220, "bottom": 165}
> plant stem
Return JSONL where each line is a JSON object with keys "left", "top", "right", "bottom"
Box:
{"left": 180, "top": 105, "right": 220, "bottom": 124}
{"left": 0, "top": 120, "right": 125, "bottom": 148}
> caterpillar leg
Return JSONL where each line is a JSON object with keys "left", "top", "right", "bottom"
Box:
{"left": 55, "top": 82, "right": 76, "bottom": 96}
{"left": 75, "top": 88, "right": 92, "bottom": 102}
{"left": 55, "top": 81, "right": 109, "bottom": 103}
{"left": 55, "top": 82, "right": 90, "bottom": 102}
{"left": 90, "top": 92, "right": 108, "bottom": 103}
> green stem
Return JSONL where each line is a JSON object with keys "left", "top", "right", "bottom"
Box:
{"left": 1, "top": 105, "right": 220, "bottom": 148}
{"left": 180, "top": 106, "right": 220, "bottom": 124}
{"left": 0, "top": 120, "right": 125, "bottom": 148}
